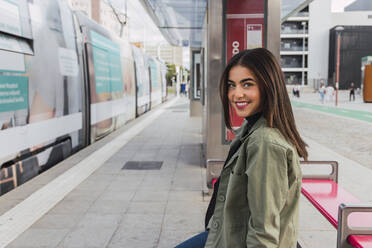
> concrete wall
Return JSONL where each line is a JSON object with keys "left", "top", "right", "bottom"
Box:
{"left": 190, "top": 100, "right": 202, "bottom": 117}
{"left": 331, "top": 11, "right": 372, "bottom": 26}
{"left": 308, "top": 0, "right": 332, "bottom": 87}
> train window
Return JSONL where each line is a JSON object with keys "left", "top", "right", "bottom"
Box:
{"left": 0, "top": 0, "right": 33, "bottom": 39}
{"left": 0, "top": 0, "right": 33, "bottom": 55}
{"left": 0, "top": 32, "right": 33, "bottom": 55}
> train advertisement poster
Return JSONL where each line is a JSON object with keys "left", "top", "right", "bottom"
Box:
{"left": 0, "top": 75, "right": 28, "bottom": 113}
{"left": 0, "top": 49, "right": 25, "bottom": 73}
{"left": 224, "top": 0, "right": 264, "bottom": 142}
{"left": 90, "top": 30, "right": 123, "bottom": 94}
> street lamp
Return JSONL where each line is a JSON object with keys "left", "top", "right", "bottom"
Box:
{"left": 335, "top": 26, "right": 344, "bottom": 106}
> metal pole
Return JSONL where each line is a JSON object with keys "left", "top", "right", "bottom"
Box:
{"left": 336, "top": 32, "right": 341, "bottom": 106}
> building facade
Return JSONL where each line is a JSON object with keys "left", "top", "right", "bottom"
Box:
{"left": 145, "top": 45, "right": 183, "bottom": 67}
{"left": 281, "top": 0, "right": 372, "bottom": 88}
{"left": 280, "top": 6, "right": 309, "bottom": 86}
{"left": 309, "top": 0, "right": 372, "bottom": 89}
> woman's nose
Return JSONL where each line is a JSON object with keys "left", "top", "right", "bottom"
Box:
{"left": 235, "top": 86, "right": 245, "bottom": 98}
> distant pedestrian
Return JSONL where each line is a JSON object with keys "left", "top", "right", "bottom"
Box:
{"left": 292, "top": 84, "right": 300, "bottom": 98}
{"left": 349, "top": 82, "right": 356, "bottom": 101}
{"left": 326, "top": 85, "right": 334, "bottom": 103}
{"left": 319, "top": 83, "right": 326, "bottom": 104}
{"left": 295, "top": 84, "right": 301, "bottom": 98}
{"left": 180, "top": 83, "right": 186, "bottom": 96}
{"left": 293, "top": 84, "right": 300, "bottom": 98}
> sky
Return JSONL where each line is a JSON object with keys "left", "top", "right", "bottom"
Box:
{"left": 331, "top": 0, "right": 356, "bottom": 12}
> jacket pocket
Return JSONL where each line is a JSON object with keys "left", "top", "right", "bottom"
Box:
{"left": 226, "top": 172, "right": 248, "bottom": 210}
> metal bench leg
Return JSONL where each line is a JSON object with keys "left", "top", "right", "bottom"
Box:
{"left": 337, "top": 203, "right": 372, "bottom": 248}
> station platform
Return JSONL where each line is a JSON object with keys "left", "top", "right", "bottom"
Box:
{"left": 0, "top": 97, "right": 209, "bottom": 248}
{"left": 0, "top": 96, "right": 371, "bottom": 248}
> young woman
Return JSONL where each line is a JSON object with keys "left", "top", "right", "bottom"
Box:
{"left": 175, "top": 48, "right": 307, "bottom": 248}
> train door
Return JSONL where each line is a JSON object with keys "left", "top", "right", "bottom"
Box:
{"left": 161, "top": 62, "right": 168, "bottom": 102}
{"left": 132, "top": 46, "right": 151, "bottom": 116}
{"left": 149, "top": 58, "right": 162, "bottom": 108}
{"left": 76, "top": 14, "right": 124, "bottom": 143}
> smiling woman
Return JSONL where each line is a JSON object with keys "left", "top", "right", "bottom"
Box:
{"left": 174, "top": 48, "right": 307, "bottom": 248}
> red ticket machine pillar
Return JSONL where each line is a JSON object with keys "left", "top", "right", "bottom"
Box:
{"left": 225, "top": 0, "right": 265, "bottom": 141}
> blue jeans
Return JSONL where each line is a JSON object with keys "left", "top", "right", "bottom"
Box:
{"left": 174, "top": 231, "right": 208, "bottom": 248}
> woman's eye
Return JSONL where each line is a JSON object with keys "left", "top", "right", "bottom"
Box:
{"left": 227, "top": 83, "right": 235, "bottom": 88}
{"left": 243, "top": 82, "right": 253, "bottom": 87}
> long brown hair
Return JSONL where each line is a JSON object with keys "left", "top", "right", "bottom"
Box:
{"left": 220, "top": 48, "right": 308, "bottom": 159}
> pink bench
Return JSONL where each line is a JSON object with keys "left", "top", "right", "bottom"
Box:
{"left": 301, "top": 161, "right": 372, "bottom": 248}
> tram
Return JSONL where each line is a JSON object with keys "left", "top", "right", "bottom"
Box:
{"left": 0, "top": 0, "right": 168, "bottom": 195}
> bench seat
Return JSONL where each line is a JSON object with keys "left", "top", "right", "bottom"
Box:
{"left": 348, "top": 236, "right": 372, "bottom": 248}
{"left": 302, "top": 178, "right": 372, "bottom": 248}
{"left": 301, "top": 179, "right": 365, "bottom": 227}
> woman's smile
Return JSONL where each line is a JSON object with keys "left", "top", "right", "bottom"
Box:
{"left": 234, "top": 101, "right": 249, "bottom": 109}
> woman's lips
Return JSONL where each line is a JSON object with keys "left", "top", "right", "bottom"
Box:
{"left": 235, "top": 101, "right": 249, "bottom": 110}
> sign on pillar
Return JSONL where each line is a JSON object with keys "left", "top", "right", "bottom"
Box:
{"left": 225, "top": 0, "right": 265, "bottom": 142}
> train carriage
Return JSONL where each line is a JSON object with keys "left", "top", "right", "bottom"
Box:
{"left": 0, "top": 0, "right": 84, "bottom": 195}
{"left": 0, "top": 0, "right": 167, "bottom": 196}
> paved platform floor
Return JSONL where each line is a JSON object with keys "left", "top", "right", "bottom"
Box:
{"left": 2, "top": 98, "right": 209, "bottom": 248}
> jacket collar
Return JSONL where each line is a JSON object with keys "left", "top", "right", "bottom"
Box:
{"left": 239, "top": 116, "right": 266, "bottom": 142}
{"left": 224, "top": 116, "right": 266, "bottom": 169}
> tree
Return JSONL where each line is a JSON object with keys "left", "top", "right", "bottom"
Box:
{"left": 166, "top": 63, "right": 177, "bottom": 86}
{"left": 106, "top": 0, "right": 127, "bottom": 38}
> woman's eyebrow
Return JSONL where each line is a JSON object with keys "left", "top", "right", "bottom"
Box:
{"left": 228, "top": 78, "right": 255, "bottom": 84}
{"left": 240, "top": 78, "right": 255, "bottom": 83}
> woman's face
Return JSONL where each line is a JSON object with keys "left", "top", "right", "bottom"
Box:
{"left": 227, "top": 65, "right": 261, "bottom": 118}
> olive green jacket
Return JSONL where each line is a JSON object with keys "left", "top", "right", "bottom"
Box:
{"left": 205, "top": 117, "right": 302, "bottom": 248}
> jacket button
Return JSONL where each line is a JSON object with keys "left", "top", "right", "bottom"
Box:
{"left": 218, "top": 194, "right": 225, "bottom": 202}
{"left": 212, "top": 220, "right": 219, "bottom": 229}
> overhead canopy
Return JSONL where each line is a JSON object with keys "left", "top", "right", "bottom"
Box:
{"left": 139, "top": 0, "right": 313, "bottom": 47}
{"left": 139, "top": 0, "right": 207, "bottom": 47}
